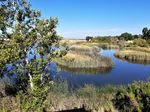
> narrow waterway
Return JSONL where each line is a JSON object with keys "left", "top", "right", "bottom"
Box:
{"left": 58, "top": 49, "right": 150, "bottom": 88}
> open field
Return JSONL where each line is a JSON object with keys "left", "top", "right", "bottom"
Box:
{"left": 61, "top": 40, "right": 119, "bottom": 49}
{"left": 60, "top": 39, "right": 87, "bottom": 46}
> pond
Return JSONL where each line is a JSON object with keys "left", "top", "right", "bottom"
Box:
{"left": 58, "top": 49, "right": 150, "bottom": 88}
{"left": 1, "top": 49, "right": 150, "bottom": 89}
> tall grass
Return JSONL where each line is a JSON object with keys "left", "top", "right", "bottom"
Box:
{"left": 115, "top": 50, "right": 150, "bottom": 63}
{"left": 43, "top": 83, "right": 119, "bottom": 112}
{"left": 124, "top": 46, "right": 150, "bottom": 53}
{"left": 69, "top": 44, "right": 100, "bottom": 53}
{"left": 54, "top": 52, "right": 113, "bottom": 68}
{"left": 0, "top": 80, "right": 119, "bottom": 112}
{"left": 54, "top": 43, "right": 114, "bottom": 69}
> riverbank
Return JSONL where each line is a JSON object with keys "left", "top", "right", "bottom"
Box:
{"left": 0, "top": 82, "right": 118, "bottom": 112}
{"left": 114, "top": 49, "right": 150, "bottom": 63}
{"left": 1, "top": 79, "right": 150, "bottom": 112}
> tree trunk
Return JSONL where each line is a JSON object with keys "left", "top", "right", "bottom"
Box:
{"left": 26, "top": 58, "right": 33, "bottom": 90}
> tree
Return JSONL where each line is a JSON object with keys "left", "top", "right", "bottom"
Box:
{"left": 119, "top": 32, "right": 133, "bottom": 40}
{"left": 142, "top": 27, "right": 148, "bottom": 39}
{"left": 86, "top": 36, "right": 93, "bottom": 41}
{"left": 0, "top": 0, "right": 40, "bottom": 76}
{"left": 142, "top": 27, "right": 150, "bottom": 40}
{"left": 133, "top": 34, "right": 140, "bottom": 39}
{"left": 0, "top": 0, "right": 64, "bottom": 110}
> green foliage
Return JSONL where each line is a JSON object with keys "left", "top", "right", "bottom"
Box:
{"left": 0, "top": 0, "right": 40, "bottom": 76}
{"left": 119, "top": 32, "right": 133, "bottom": 40}
{"left": 0, "top": 0, "right": 63, "bottom": 110}
{"left": 18, "top": 81, "right": 53, "bottom": 111}
{"left": 86, "top": 36, "right": 93, "bottom": 41}
{"left": 142, "top": 27, "right": 150, "bottom": 40}
{"left": 77, "top": 84, "right": 97, "bottom": 99}
{"left": 113, "top": 81, "right": 150, "bottom": 112}
{"left": 133, "top": 38, "right": 148, "bottom": 47}
{"left": 92, "top": 36, "right": 112, "bottom": 43}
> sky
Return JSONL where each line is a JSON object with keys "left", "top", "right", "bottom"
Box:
{"left": 31, "top": 0, "right": 150, "bottom": 39}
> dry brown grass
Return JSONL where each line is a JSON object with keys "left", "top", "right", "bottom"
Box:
{"left": 55, "top": 39, "right": 114, "bottom": 68}
{"left": 54, "top": 52, "right": 113, "bottom": 68}
{"left": 124, "top": 47, "right": 150, "bottom": 53}
{"left": 115, "top": 50, "right": 150, "bottom": 63}
{"left": 60, "top": 39, "right": 86, "bottom": 45}
{"left": 44, "top": 84, "right": 118, "bottom": 112}
{"left": 0, "top": 82, "right": 118, "bottom": 112}
{"left": 63, "top": 52, "right": 91, "bottom": 62}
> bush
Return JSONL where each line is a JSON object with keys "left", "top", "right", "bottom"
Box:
{"left": 86, "top": 36, "right": 93, "bottom": 41}
{"left": 113, "top": 81, "right": 150, "bottom": 112}
{"left": 77, "top": 84, "right": 97, "bottom": 99}
{"left": 133, "top": 38, "right": 148, "bottom": 47}
{"left": 93, "top": 36, "right": 112, "bottom": 43}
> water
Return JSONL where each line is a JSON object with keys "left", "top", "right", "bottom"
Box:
{"left": 58, "top": 49, "right": 150, "bottom": 88}
{"left": 1, "top": 49, "right": 150, "bottom": 88}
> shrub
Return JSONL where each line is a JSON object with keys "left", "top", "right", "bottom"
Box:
{"left": 86, "top": 36, "right": 93, "bottom": 42}
{"left": 113, "top": 81, "right": 150, "bottom": 112}
{"left": 77, "top": 84, "right": 97, "bottom": 99}
{"left": 133, "top": 38, "right": 148, "bottom": 47}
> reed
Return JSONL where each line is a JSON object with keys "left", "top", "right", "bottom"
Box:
{"left": 124, "top": 47, "right": 150, "bottom": 53}
{"left": 54, "top": 52, "right": 113, "bottom": 68}
{"left": 114, "top": 50, "right": 150, "bottom": 63}
{"left": 60, "top": 40, "right": 86, "bottom": 46}
{"left": 98, "top": 43, "right": 119, "bottom": 49}
{"left": 36, "top": 83, "right": 118, "bottom": 112}
{"left": 0, "top": 81, "right": 118, "bottom": 112}
{"left": 69, "top": 44, "right": 100, "bottom": 53}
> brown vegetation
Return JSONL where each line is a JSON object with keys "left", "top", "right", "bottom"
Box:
{"left": 115, "top": 50, "right": 150, "bottom": 63}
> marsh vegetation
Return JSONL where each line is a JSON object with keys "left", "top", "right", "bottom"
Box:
{"left": 1, "top": 0, "right": 150, "bottom": 111}
{"left": 54, "top": 43, "right": 113, "bottom": 69}
{"left": 115, "top": 50, "right": 150, "bottom": 63}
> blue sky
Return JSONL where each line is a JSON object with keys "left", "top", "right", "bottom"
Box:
{"left": 31, "top": 0, "right": 150, "bottom": 39}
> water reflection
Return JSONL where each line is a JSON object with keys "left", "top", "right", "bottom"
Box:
{"left": 58, "top": 65, "right": 112, "bottom": 75}
{"left": 115, "top": 56, "right": 150, "bottom": 65}
{"left": 1, "top": 49, "right": 150, "bottom": 88}
{"left": 58, "top": 49, "right": 150, "bottom": 87}
{"left": 45, "top": 62, "right": 57, "bottom": 79}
